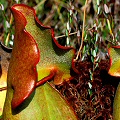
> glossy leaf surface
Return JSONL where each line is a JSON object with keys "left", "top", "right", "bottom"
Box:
{"left": 3, "top": 82, "right": 77, "bottom": 120}
{"left": 108, "top": 46, "right": 120, "bottom": 120}
{"left": 11, "top": 4, "right": 77, "bottom": 86}
{"left": 108, "top": 46, "right": 120, "bottom": 76}
{"left": 2, "top": 4, "right": 78, "bottom": 119}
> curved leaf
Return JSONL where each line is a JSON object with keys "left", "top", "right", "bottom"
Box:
{"left": 108, "top": 46, "right": 120, "bottom": 120}
{"left": 6, "top": 6, "right": 39, "bottom": 109}
{"left": 11, "top": 4, "right": 78, "bottom": 85}
{"left": 2, "top": 4, "right": 78, "bottom": 119}
{"left": 7, "top": 4, "right": 78, "bottom": 109}
{"left": 3, "top": 82, "right": 78, "bottom": 120}
{"left": 108, "top": 46, "right": 120, "bottom": 76}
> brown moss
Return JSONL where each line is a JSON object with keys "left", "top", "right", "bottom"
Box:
{"left": 56, "top": 60, "right": 119, "bottom": 120}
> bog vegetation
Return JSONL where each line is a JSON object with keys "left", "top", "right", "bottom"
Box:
{"left": 0, "top": 0, "right": 120, "bottom": 120}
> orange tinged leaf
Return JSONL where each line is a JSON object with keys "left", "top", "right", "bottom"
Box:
{"left": 2, "top": 4, "right": 78, "bottom": 119}
{"left": 108, "top": 46, "right": 120, "bottom": 76}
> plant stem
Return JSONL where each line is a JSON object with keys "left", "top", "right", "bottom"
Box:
{"left": 55, "top": 31, "right": 77, "bottom": 39}
{"left": 0, "top": 87, "right": 7, "bottom": 91}
{"left": 5, "top": 14, "right": 13, "bottom": 47}
{"left": 74, "top": 0, "right": 88, "bottom": 61}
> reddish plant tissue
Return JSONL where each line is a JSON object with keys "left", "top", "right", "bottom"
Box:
{"left": 2, "top": 4, "right": 78, "bottom": 120}
{"left": 8, "top": 4, "right": 78, "bottom": 109}
{"left": 0, "top": 4, "right": 117, "bottom": 120}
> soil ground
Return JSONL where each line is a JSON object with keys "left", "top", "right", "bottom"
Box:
{"left": 57, "top": 59, "right": 119, "bottom": 120}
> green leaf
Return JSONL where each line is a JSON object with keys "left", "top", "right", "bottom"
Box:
{"left": 108, "top": 46, "right": 120, "bottom": 76}
{"left": 92, "top": 49, "right": 96, "bottom": 57}
{"left": 11, "top": 4, "right": 78, "bottom": 85}
{"left": 2, "top": 4, "right": 78, "bottom": 119}
{"left": 108, "top": 46, "right": 120, "bottom": 120}
{"left": 0, "top": 115, "right": 2, "bottom": 119}
{"left": 112, "top": 83, "right": 120, "bottom": 120}
{"left": 3, "top": 82, "right": 77, "bottom": 120}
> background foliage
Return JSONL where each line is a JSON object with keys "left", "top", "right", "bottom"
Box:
{"left": 0, "top": 0, "right": 120, "bottom": 59}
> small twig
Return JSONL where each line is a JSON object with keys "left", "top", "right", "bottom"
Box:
{"left": 0, "top": 87, "right": 7, "bottom": 91}
{"left": 106, "top": 19, "right": 115, "bottom": 42}
{"left": 5, "top": 14, "right": 13, "bottom": 46}
{"left": 74, "top": 0, "right": 88, "bottom": 61}
{"left": 5, "top": 33, "right": 10, "bottom": 46}
{"left": 55, "top": 31, "right": 77, "bottom": 39}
